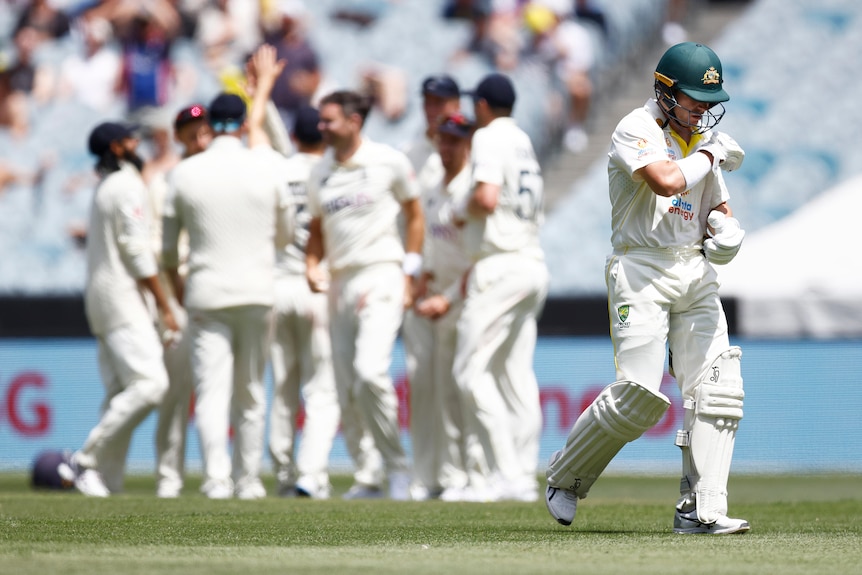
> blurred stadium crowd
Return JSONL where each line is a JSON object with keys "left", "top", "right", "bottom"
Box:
{"left": 0, "top": 0, "right": 672, "bottom": 294}
{"left": 2, "top": 0, "right": 859, "bottom": 296}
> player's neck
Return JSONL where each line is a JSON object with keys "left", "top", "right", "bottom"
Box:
{"left": 334, "top": 135, "right": 362, "bottom": 163}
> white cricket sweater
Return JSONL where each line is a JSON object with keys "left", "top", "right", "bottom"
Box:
{"left": 84, "top": 162, "right": 158, "bottom": 336}
{"left": 163, "top": 136, "right": 290, "bottom": 310}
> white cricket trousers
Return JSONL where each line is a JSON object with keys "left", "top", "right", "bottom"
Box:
{"left": 403, "top": 303, "right": 474, "bottom": 492}
{"left": 187, "top": 304, "right": 271, "bottom": 494}
{"left": 269, "top": 274, "right": 340, "bottom": 491}
{"left": 453, "top": 253, "right": 549, "bottom": 492}
{"left": 78, "top": 321, "right": 169, "bottom": 492}
{"left": 154, "top": 305, "right": 192, "bottom": 495}
{"left": 605, "top": 248, "right": 730, "bottom": 399}
{"left": 329, "top": 262, "right": 409, "bottom": 477}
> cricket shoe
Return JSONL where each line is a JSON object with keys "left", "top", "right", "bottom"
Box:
{"left": 69, "top": 452, "right": 110, "bottom": 497}
{"left": 156, "top": 481, "right": 181, "bottom": 499}
{"left": 545, "top": 450, "right": 578, "bottom": 526}
{"left": 236, "top": 480, "right": 267, "bottom": 500}
{"left": 342, "top": 483, "right": 384, "bottom": 500}
{"left": 74, "top": 468, "right": 111, "bottom": 497}
{"left": 673, "top": 509, "right": 750, "bottom": 534}
{"left": 295, "top": 476, "right": 331, "bottom": 500}
{"left": 201, "top": 479, "right": 233, "bottom": 500}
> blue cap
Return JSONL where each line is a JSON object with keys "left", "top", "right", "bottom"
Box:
{"left": 292, "top": 105, "right": 322, "bottom": 144}
{"left": 422, "top": 74, "right": 460, "bottom": 99}
{"left": 87, "top": 122, "right": 136, "bottom": 156}
{"left": 208, "top": 93, "right": 246, "bottom": 129}
{"left": 468, "top": 73, "right": 516, "bottom": 109}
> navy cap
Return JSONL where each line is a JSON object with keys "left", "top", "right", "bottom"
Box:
{"left": 422, "top": 74, "right": 460, "bottom": 99}
{"left": 174, "top": 103, "right": 208, "bottom": 130}
{"left": 437, "top": 113, "right": 474, "bottom": 138}
{"left": 87, "top": 121, "right": 136, "bottom": 156}
{"left": 31, "top": 449, "right": 75, "bottom": 490}
{"left": 208, "top": 93, "right": 247, "bottom": 125}
{"left": 468, "top": 73, "right": 516, "bottom": 109}
{"left": 292, "top": 105, "right": 322, "bottom": 144}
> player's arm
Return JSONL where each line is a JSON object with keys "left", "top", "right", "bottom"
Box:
{"left": 245, "top": 44, "right": 285, "bottom": 150}
{"left": 305, "top": 216, "right": 328, "bottom": 292}
{"left": 468, "top": 181, "right": 499, "bottom": 216}
{"left": 401, "top": 197, "right": 424, "bottom": 309}
{"left": 139, "top": 274, "right": 178, "bottom": 334}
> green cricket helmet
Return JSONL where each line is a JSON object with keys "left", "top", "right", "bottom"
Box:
{"left": 654, "top": 42, "right": 728, "bottom": 132}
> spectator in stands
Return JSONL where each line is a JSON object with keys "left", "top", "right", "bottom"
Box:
{"left": 262, "top": 0, "right": 322, "bottom": 131}
{"left": 524, "top": 0, "right": 596, "bottom": 153}
{"left": 103, "top": 1, "right": 181, "bottom": 117}
{"left": 13, "top": 0, "right": 70, "bottom": 46}
{"left": 663, "top": 0, "right": 689, "bottom": 46}
{"left": 196, "top": 0, "right": 261, "bottom": 76}
{"left": 56, "top": 16, "right": 122, "bottom": 113}
{"left": 445, "top": 0, "right": 522, "bottom": 71}
{"left": 4, "top": 24, "right": 55, "bottom": 104}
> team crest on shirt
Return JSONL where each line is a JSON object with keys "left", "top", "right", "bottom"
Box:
{"left": 701, "top": 67, "right": 720, "bottom": 85}
{"left": 617, "top": 305, "right": 630, "bottom": 327}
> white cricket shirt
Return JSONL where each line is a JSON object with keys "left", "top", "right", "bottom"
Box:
{"left": 272, "top": 151, "right": 322, "bottom": 276}
{"left": 307, "top": 138, "right": 419, "bottom": 273}
{"left": 464, "top": 117, "right": 545, "bottom": 262}
{"left": 421, "top": 163, "right": 472, "bottom": 302}
{"left": 85, "top": 162, "right": 158, "bottom": 335}
{"left": 163, "top": 136, "right": 289, "bottom": 310}
{"left": 608, "top": 99, "right": 729, "bottom": 250}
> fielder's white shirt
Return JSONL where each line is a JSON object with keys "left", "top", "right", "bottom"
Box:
{"left": 307, "top": 138, "right": 419, "bottom": 273}
{"left": 464, "top": 117, "right": 545, "bottom": 261}
{"left": 421, "top": 163, "right": 472, "bottom": 302}
{"left": 163, "top": 136, "right": 290, "bottom": 310}
{"left": 85, "top": 162, "right": 158, "bottom": 335}
{"left": 608, "top": 99, "right": 729, "bottom": 250}
{"left": 272, "top": 151, "right": 322, "bottom": 276}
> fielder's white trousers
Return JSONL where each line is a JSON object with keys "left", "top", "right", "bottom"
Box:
{"left": 154, "top": 305, "right": 193, "bottom": 494}
{"left": 329, "top": 262, "right": 409, "bottom": 478}
{"left": 403, "top": 303, "right": 474, "bottom": 492}
{"left": 79, "top": 321, "right": 169, "bottom": 492}
{"left": 605, "top": 248, "right": 730, "bottom": 400}
{"left": 269, "top": 274, "right": 340, "bottom": 492}
{"left": 187, "top": 304, "right": 271, "bottom": 494}
{"left": 453, "top": 253, "right": 549, "bottom": 492}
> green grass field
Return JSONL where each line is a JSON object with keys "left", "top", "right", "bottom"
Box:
{"left": 1, "top": 473, "right": 860, "bottom": 575}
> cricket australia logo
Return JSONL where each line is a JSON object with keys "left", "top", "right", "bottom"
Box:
{"left": 701, "top": 66, "right": 720, "bottom": 85}
{"left": 617, "top": 305, "right": 631, "bottom": 328}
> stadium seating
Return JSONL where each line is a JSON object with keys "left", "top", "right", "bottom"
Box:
{"left": 15, "top": 0, "right": 855, "bottom": 297}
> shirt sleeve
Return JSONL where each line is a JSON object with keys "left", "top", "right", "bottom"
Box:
{"left": 609, "top": 113, "right": 667, "bottom": 181}
{"left": 161, "top": 171, "right": 182, "bottom": 269}
{"left": 115, "top": 177, "right": 158, "bottom": 279}
{"left": 470, "top": 127, "right": 505, "bottom": 187}
{"left": 391, "top": 149, "right": 420, "bottom": 203}
{"left": 306, "top": 162, "right": 324, "bottom": 218}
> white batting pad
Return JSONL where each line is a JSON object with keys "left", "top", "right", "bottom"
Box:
{"left": 675, "top": 347, "right": 744, "bottom": 524}
{"left": 547, "top": 380, "right": 670, "bottom": 498}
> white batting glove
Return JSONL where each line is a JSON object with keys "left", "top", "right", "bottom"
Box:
{"left": 700, "top": 131, "right": 745, "bottom": 172}
{"left": 703, "top": 210, "right": 745, "bottom": 265}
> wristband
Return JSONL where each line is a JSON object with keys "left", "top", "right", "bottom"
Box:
{"left": 675, "top": 152, "right": 712, "bottom": 189}
{"left": 402, "top": 252, "right": 423, "bottom": 277}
